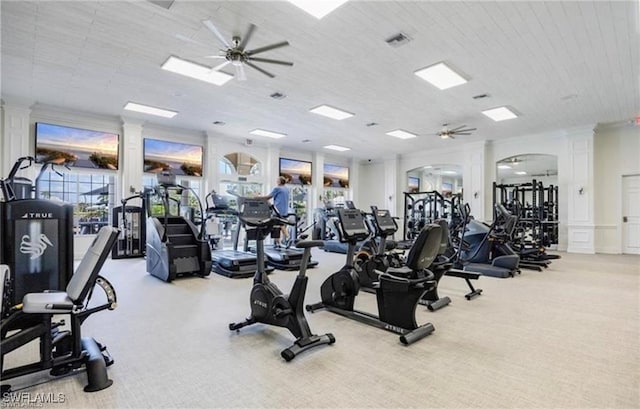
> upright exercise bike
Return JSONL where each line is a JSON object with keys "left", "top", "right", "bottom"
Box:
{"left": 229, "top": 198, "right": 335, "bottom": 361}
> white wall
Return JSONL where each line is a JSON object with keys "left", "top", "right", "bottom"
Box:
{"left": 400, "top": 141, "right": 486, "bottom": 221}
{"left": 486, "top": 130, "right": 571, "bottom": 250}
{"left": 4, "top": 100, "right": 639, "bottom": 255}
{"left": 357, "top": 161, "right": 385, "bottom": 210}
{"left": 594, "top": 123, "right": 640, "bottom": 253}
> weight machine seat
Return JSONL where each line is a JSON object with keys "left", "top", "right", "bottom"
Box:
{"left": 22, "top": 226, "right": 119, "bottom": 314}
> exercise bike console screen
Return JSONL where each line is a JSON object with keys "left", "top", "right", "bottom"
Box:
{"left": 337, "top": 209, "right": 369, "bottom": 241}
{"left": 240, "top": 199, "right": 271, "bottom": 224}
{"left": 373, "top": 209, "right": 397, "bottom": 234}
{"left": 157, "top": 171, "right": 177, "bottom": 187}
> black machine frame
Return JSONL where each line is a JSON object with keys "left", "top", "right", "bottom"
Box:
{"left": 229, "top": 198, "right": 334, "bottom": 361}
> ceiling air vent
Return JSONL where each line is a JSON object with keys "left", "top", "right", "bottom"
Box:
{"left": 270, "top": 92, "right": 286, "bottom": 100}
{"left": 385, "top": 32, "right": 411, "bottom": 48}
{"left": 366, "top": 122, "right": 378, "bottom": 127}
{"left": 212, "top": 121, "right": 226, "bottom": 126}
{"left": 472, "top": 93, "right": 490, "bottom": 100}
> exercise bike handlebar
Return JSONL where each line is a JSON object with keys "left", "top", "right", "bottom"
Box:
{"left": 6, "top": 156, "right": 35, "bottom": 180}
{"left": 121, "top": 192, "right": 143, "bottom": 205}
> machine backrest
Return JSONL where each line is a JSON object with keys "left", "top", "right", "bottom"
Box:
{"left": 434, "top": 219, "right": 450, "bottom": 255}
{"left": 495, "top": 203, "right": 518, "bottom": 235}
{"left": 405, "top": 224, "right": 442, "bottom": 271}
{"left": 66, "top": 226, "right": 119, "bottom": 303}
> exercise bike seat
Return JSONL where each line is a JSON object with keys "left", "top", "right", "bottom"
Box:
{"left": 295, "top": 240, "right": 325, "bottom": 249}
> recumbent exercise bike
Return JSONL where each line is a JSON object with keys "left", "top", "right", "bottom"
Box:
{"left": 306, "top": 207, "right": 440, "bottom": 345}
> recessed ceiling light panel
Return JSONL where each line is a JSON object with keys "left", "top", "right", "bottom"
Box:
{"left": 442, "top": 170, "right": 457, "bottom": 175}
{"left": 386, "top": 129, "right": 417, "bottom": 139}
{"left": 124, "top": 102, "right": 177, "bottom": 118}
{"left": 515, "top": 171, "right": 527, "bottom": 175}
{"left": 324, "top": 144, "right": 351, "bottom": 152}
{"left": 161, "top": 56, "right": 233, "bottom": 86}
{"left": 414, "top": 62, "right": 468, "bottom": 90}
{"left": 482, "top": 106, "right": 518, "bottom": 122}
{"left": 498, "top": 164, "right": 512, "bottom": 169}
{"left": 249, "top": 129, "right": 287, "bottom": 139}
{"left": 309, "top": 105, "right": 354, "bottom": 120}
{"left": 287, "top": 0, "right": 348, "bottom": 19}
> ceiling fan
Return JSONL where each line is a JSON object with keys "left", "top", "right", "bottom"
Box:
{"left": 434, "top": 124, "right": 477, "bottom": 139}
{"left": 186, "top": 19, "right": 293, "bottom": 81}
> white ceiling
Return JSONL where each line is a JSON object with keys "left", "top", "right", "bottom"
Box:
{"left": 2, "top": 1, "right": 639, "bottom": 159}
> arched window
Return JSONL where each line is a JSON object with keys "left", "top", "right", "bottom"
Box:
{"left": 219, "top": 153, "right": 261, "bottom": 176}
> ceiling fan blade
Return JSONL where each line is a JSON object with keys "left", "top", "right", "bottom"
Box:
{"left": 175, "top": 33, "right": 210, "bottom": 48}
{"left": 453, "top": 132, "right": 472, "bottom": 135}
{"left": 202, "top": 19, "right": 231, "bottom": 49}
{"left": 247, "top": 57, "right": 293, "bottom": 66}
{"left": 244, "top": 61, "right": 275, "bottom": 78}
{"left": 450, "top": 125, "right": 467, "bottom": 132}
{"left": 246, "top": 41, "right": 289, "bottom": 56}
{"left": 237, "top": 24, "right": 257, "bottom": 51}
{"left": 212, "top": 61, "right": 230, "bottom": 71}
{"left": 456, "top": 127, "right": 477, "bottom": 133}
{"left": 235, "top": 64, "right": 247, "bottom": 81}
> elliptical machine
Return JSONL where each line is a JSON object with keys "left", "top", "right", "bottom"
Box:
{"left": 229, "top": 198, "right": 335, "bottom": 361}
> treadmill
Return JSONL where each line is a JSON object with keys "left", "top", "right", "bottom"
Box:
{"left": 243, "top": 213, "right": 318, "bottom": 271}
{"left": 206, "top": 191, "right": 273, "bottom": 279}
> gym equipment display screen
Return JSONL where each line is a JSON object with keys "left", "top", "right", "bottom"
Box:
{"left": 143, "top": 138, "right": 203, "bottom": 177}
{"left": 323, "top": 163, "right": 349, "bottom": 188}
{"left": 408, "top": 176, "right": 420, "bottom": 193}
{"left": 279, "top": 158, "right": 312, "bottom": 185}
{"left": 35, "top": 122, "right": 119, "bottom": 170}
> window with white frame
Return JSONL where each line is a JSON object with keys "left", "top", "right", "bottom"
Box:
{"left": 143, "top": 175, "right": 202, "bottom": 219}
{"left": 36, "top": 170, "right": 116, "bottom": 235}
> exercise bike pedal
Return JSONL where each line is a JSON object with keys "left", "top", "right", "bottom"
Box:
{"left": 50, "top": 364, "right": 73, "bottom": 377}
{"left": 229, "top": 319, "right": 253, "bottom": 331}
{"left": 99, "top": 346, "right": 114, "bottom": 367}
{"left": 281, "top": 348, "right": 295, "bottom": 362}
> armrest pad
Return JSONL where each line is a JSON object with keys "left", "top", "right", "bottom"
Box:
{"left": 445, "top": 268, "right": 480, "bottom": 280}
